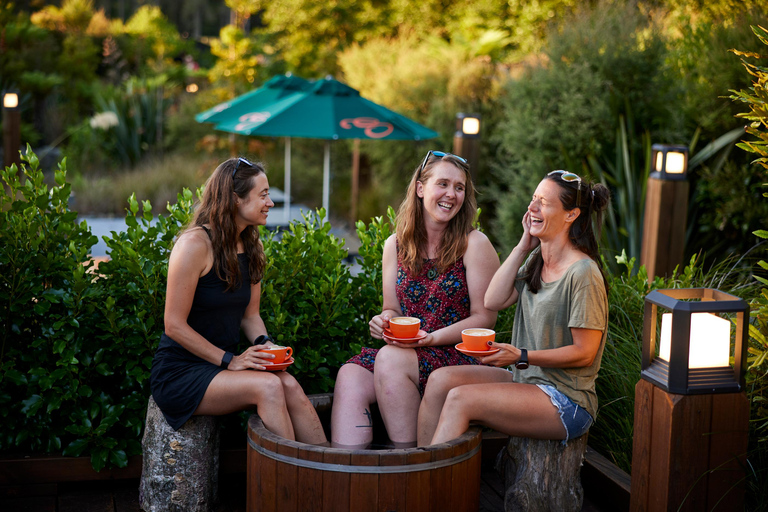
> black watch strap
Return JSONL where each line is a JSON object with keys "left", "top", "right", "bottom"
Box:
{"left": 253, "top": 334, "right": 273, "bottom": 346}
{"left": 220, "top": 351, "right": 234, "bottom": 369}
{"left": 515, "top": 348, "right": 529, "bottom": 370}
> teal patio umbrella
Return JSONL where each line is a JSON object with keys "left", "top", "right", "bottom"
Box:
{"left": 207, "top": 77, "right": 438, "bottom": 216}
{"left": 195, "top": 74, "right": 311, "bottom": 124}
{"left": 196, "top": 75, "right": 312, "bottom": 221}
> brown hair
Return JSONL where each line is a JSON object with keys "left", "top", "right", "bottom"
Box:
{"left": 523, "top": 172, "right": 611, "bottom": 294}
{"left": 395, "top": 153, "right": 477, "bottom": 275}
{"left": 186, "top": 157, "right": 267, "bottom": 291}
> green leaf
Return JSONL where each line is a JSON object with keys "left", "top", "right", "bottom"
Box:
{"left": 109, "top": 449, "right": 128, "bottom": 468}
{"left": 21, "top": 395, "right": 43, "bottom": 416}
{"left": 4, "top": 369, "right": 28, "bottom": 386}
{"left": 63, "top": 438, "right": 90, "bottom": 457}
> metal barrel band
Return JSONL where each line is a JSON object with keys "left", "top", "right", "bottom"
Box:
{"left": 247, "top": 435, "right": 480, "bottom": 474}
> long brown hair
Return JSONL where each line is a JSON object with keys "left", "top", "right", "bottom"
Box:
{"left": 395, "top": 152, "right": 477, "bottom": 275}
{"left": 523, "top": 172, "right": 610, "bottom": 294}
{"left": 186, "top": 157, "right": 267, "bottom": 291}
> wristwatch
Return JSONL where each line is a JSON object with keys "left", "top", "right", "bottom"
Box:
{"left": 515, "top": 348, "right": 529, "bottom": 370}
{"left": 253, "top": 334, "right": 274, "bottom": 346}
{"left": 220, "top": 351, "right": 234, "bottom": 369}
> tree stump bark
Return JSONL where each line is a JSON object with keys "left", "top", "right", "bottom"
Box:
{"left": 496, "top": 434, "right": 588, "bottom": 512}
{"left": 139, "top": 396, "right": 220, "bottom": 512}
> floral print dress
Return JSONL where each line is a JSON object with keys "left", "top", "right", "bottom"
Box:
{"left": 345, "top": 255, "right": 480, "bottom": 395}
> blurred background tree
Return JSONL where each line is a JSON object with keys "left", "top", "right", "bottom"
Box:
{"left": 1, "top": 0, "right": 766, "bottom": 261}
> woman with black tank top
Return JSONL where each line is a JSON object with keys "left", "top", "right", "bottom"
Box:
{"left": 150, "top": 157, "right": 326, "bottom": 443}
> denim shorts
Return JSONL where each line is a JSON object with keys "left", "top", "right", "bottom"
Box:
{"left": 537, "top": 384, "right": 593, "bottom": 444}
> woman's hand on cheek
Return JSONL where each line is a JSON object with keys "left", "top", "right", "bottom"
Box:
{"left": 519, "top": 212, "right": 540, "bottom": 253}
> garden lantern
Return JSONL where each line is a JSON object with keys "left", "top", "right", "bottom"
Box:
{"left": 641, "top": 288, "right": 747, "bottom": 395}
{"left": 453, "top": 112, "right": 481, "bottom": 182}
{"left": 3, "top": 91, "right": 21, "bottom": 170}
{"left": 640, "top": 143, "right": 689, "bottom": 280}
{"left": 630, "top": 288, "right": 749, "bottom": 512}
{"left": 3, "top": 92, "right": 18, "bottom": 109}
{"left": 650, "top": 144, "right": 688, "bottom": 181}
{"left": 456, "top": 113, "right": 481, "bottom": 138}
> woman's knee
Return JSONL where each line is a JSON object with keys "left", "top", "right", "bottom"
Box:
{"left": 373, "top": 345, "right": 414, "bottom": 377}
{"left": 277, "top": 372, "right": 304, "bottom": 398}
{"left": 250, "top": 373, "right": 286, "bottom": 407}
{"left": 424, "top": 366, "right": 457, "bottom": 397}
{"left": 443, "top": 385, "right": 471, "bottom": 410}
{"left": 334, "top": 364, "right": 374, "bottom": 403}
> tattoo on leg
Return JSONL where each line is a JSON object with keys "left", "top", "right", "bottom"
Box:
{"left": 355, "top": 408, "right": 373, "bottom": 428}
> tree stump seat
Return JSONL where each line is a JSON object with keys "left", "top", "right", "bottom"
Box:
{"left": 495, "top": 434, "right": 589, "bottom": 512}
{"left": 139, "top": 396, "right": 220, "bottom": 512}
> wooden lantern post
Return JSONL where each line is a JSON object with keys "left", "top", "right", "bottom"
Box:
{"left": 452, "top": 113, "right": 481, "bottom": 183}
{"left": 630, "top": 289, "right": 750, "bottom": 512}
{"left": 3, "top": 92, "right": 21, "bottom": 170}
{"left": 640, "top": 144, "right": 689, "bottom": 280}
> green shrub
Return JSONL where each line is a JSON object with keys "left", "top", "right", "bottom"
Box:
{"left": 0, "top": 148, "right": 195, "bottom": 470}
{"left": 0, "top": 149, "right": 390, "bottom": 469}
{"left": 490, "top": 61, "right": 612, "bottom": 253}
{"left": 490, "top": 0, "right": 683, "bottom": 255}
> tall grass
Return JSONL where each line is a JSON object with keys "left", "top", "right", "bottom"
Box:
{"left": 70, "top": 152, "right": 218, "bottom": 215}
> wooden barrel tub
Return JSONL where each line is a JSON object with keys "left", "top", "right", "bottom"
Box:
{"left": 246, "top": 393, "right": 482, "bottom": 512}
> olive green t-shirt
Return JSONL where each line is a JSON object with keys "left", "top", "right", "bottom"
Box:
{"left": 511, "top": 258, "right": 608, "bottom": 418}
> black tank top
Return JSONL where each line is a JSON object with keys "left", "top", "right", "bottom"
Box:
{"left": 157, "top": 227, "right": 251, "bottom": 356}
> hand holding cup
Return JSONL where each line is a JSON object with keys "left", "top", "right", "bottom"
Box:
{"left": 257, "top": 345, "right": 293, "bottom": 364}
{"left": 388, "top": 316, "right": 421, "bottom": 339}
{"left": 461, "top": 328, "right": 496, "bottom": 351}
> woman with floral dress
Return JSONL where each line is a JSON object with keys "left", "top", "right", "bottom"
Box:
{"left": 330, "top": 151, "right": 499, "bottom": 448}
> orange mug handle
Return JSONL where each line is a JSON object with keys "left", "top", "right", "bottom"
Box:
{"left": 285, "top": 347, "right": 293, "bottom": 359}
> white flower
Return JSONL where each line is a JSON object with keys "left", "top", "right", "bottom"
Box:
{"left": 90, "top": 111, "right": 119, "bottom": 130}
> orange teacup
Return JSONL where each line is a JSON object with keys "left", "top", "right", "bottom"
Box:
{"left": 259, "top": 345, "right": 294, "bottom": 364}
{"left": 461, "top": 328, "right": 496, "bottom": 351}
{"left": 388, "top": 317, "right": 421, "bottom": 339}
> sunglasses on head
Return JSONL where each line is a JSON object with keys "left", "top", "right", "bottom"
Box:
{"left": 548, "top": 170, "right": 583, "bottom": 205}
{"left": 232, "top": 157, "right": 254, "bottom": 180}
{"left": 417, "top": 150, "right": 468, "bottom": 179}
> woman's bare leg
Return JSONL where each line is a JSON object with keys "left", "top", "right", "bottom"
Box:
{"left": 274, "top": 371, "right": 327, "bottom": 445}
{"left": 430, "top": 382, "right": 566, "bottom": 445}
{"left": 373, "top": 345, "right": 420, "bottom": 445}
{"left": 195, "top": 370, "right": 295, "bottom": 440}
{"left": 417, "top": 365, "right": 514, "bottom": 446}
{"left": 331, "top": 364, "right": 376, "bottom": 448}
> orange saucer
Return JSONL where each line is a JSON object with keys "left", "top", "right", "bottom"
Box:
{"left": 383, "top": 328, "right": 428, "bottom": 344}
{"left": 455, "top": 343, "right": 500, "bottom": 357}
{"left": 263, "top": 357, "right": 295, "bottom": 371}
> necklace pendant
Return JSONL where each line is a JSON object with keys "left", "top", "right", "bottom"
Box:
{"left": 427, "top": 268, "right": 438, "bottom": 280}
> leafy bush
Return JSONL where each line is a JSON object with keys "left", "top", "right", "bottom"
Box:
{"left": 0, "top": 149, "right": 389, "bottom": 469}
{"left": 491, "top": 60, "right": 612, "bottom": 253}
{"left": 729, "top": 26, "right": 768, "bottom": 508}
{"left": 0, "top": 148, "right": 194, "bottom": 470}
{"left": 261, "top": 210, "right": 364, "bottom": 393}
{"left": 490, "top": 0, "right": 684, "bottom": 255}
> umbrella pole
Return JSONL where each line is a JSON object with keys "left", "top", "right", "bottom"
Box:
{"left": 284, "top": 137, "right": 292, "bottom": 225}
{"left": 323, "top": 141, "right": 330, "bottom": 217}
{"left": 351, "top": 138, "right": 360, "bottom": 225}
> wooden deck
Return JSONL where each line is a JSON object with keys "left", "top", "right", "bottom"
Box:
{"left": 0, "top": 466, "right": 599, "bottom": 512}
{"left": 1, "top": 458, "right": 612, "bottom": 512}
{"left": 1, "top": 433, "right": 629, "bottom": 511}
